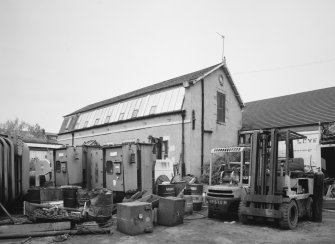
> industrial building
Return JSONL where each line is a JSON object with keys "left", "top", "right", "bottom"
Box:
{"left": 57, "top": 62, "right": 244, "bottom": 177}
{"left": 240, "top": 86, "right": 335, "bottom": 178}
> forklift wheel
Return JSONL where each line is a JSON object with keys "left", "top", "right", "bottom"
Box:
{"left": 238, "top": 201, "right": 248, "bottom": 224}
{"left": 306, "top": 197, "right": 313, "bottom": 221}
{"left": 279, "top": 200, "right": 298, "bottom": 230}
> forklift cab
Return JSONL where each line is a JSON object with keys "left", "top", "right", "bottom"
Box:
{"left": 219, "top": 163, "right": 244, "bottom": 185}
{"left": 209, "top": 147, "right": 250, "bottom": 187}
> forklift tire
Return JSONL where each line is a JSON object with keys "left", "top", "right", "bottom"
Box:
{"left": 306, "top": 197, "right": 313, "bottom": 221}
{"left": 313, "top": 172, "right": 324, "bottom": 222}
{"left": 238, "top": 201, "right": 248, "bottom": 224}
{"left": 279, "top": 200, "right": 298, "bottom": 230}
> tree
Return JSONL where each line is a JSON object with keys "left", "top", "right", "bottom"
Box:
{"left": 0, "top": 118, "right": 46, "bottom": 141}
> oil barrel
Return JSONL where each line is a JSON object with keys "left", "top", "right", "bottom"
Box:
{"left": 187, "top": 184, "right": 203, "bottom": 211}
{"left": 61, "top": 186, "right": 81, "bottom": 208}
{"left": 27, "top": 189, "right": 40, "bottom": 204}
{"left": 313, "top": 172, "right": 324, "bottom": 222}
{"left": 157, "top": 184, "right": 175, "bottom": 197}
{"left": 88, "top": 190, "right": 113, "bottom": 224}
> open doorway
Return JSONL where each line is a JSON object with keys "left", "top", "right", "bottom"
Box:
{"left": 321, "top": 146, "right": 335, "bottom": 178}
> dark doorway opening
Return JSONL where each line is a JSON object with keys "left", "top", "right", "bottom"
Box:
{"left": 321, "top": 146, "right": 335, "bottom": 178}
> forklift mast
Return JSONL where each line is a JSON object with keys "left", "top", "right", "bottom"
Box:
{"left": 249, "top": 129, "right": 305, "bottom": 196}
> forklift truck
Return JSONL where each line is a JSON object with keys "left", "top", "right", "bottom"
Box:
{"left": 207, "top": 147, "right": 250, "bottom": 218}
{"left": 238, "top": 129, "right": 324, "bottom": 229}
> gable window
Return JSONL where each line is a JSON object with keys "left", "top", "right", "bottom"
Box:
{"left": 217, "top": 92, "right": 226, "bottom": 123}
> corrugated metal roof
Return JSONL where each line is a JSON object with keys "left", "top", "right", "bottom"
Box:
{"left": 73, "top": 86, "right": 185, "bottom": 130}
{"left": 242, "top": 86, "right": 335, "bottom": 130}
{"left": 66, "top": 63, "right": 222, "bottom": 116}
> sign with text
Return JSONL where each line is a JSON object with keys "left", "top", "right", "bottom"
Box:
{"left": 278, "top": 131, "right": 320, "bottom": 168}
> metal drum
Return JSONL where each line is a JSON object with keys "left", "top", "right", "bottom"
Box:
{"left": 88, "top": 190, "right": 113, "bottom": 224}
{"left": 157, "top": 184, "right": 175, "bottom": 197}
{"left": 61, "top": 186, "right": 81, "bottom": 208}
{"left": 27, "top": 189, "right": 40, "bottom": 204}
{"left": 187, "top": 184, "right": 203, "bottom": 211}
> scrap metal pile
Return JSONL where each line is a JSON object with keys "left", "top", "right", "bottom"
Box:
{"left": 28, "top": 205, "right": 81, "bottom": 222}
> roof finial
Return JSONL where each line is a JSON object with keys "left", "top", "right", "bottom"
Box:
{"left": 216, "top": 32, "right": 225, "bottom": 64}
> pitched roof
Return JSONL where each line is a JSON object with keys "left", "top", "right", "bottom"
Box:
{"left": 242, "top": 86, "right": 335, "bottom": 130}
{"left": 67, "top": 63, "right": 222, "bottom": 116}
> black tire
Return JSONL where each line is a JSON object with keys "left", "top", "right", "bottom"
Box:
{"left": 313, "top": 172, "right": 324, "bottom": 222}
{"left": 306, "top": 197, "right": 313, "bottom": 221}
{"left": 279, "top": 200, "right": 299, "bottom": 230}
{"left": 238, "top": 201, "right": 248, "bottom": 224}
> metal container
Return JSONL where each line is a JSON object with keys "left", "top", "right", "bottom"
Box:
{"left": 103, "top": 143, "right": 154, "bottom": 200}
{"left": 117, "top": 202, "right": 153, "bottom": 235}
{"left": 183, "top": 195, "right": 193, "bottom": 215}
{"left": 61, "top": 186, "right": 80, "bottom": 208}
{"left": 88, "top": 190, "right": 113, "bottom": 224}
{"left": 187, "top": 184, "right": 203, "bottom": 211}
{"left": 157, "top": 184, "right": 175, "bottom": 197}
{"left": 40, "top": 188, "right": 63, "bottom": 202}
{"left": 26, "top": 189, "right": 40, "bottom": 204}
{"left": 187, "top": 183, "right": 203, "bottom": 195}
{"left": 157, "top": 196, "right": 185, "bottom": 226}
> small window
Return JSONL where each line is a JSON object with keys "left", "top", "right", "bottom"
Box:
{"left": 149, "top": 106, "right": 157, "bottom": 115}
{"left": 131, "top": 109, "right": 139, "bottom": 118}
{"left": 156, "top": 139, "right": 169, "bottom": 160}
{"left": 106, "top": 161, "right": 113, "bottom": 174}
{"left": 105, "top": 115, "right": 111, "bottom": 124}
{"left": 162, "top": 140, "right": 169, "bottom": 159}
{"left": 83, "top": 121, "right": 88, "bottom": 128}
{"left": 118, "top": 113, "right": 124, "bottom": 121}
{"left": 61, "top": 162, "right": 67, "bottom": 173}
{"left": 94, "top": 118, "right": 100, "bottom": 125}
{"left": 217, "top": 92, "right": 226, "bottom": 123}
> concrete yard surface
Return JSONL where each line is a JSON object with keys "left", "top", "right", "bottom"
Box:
{"left": 1, "top": 209, "right": 335, "bottom": 244}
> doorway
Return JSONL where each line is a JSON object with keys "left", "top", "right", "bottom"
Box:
{"left": 321, "top": 146, "right": 335, "bottom": 178}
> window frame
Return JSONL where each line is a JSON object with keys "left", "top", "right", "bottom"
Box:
{"left": 217, "top": 91, "right": 226, "bottom": 123}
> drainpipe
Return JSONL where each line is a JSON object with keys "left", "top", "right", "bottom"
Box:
{"left": 201, "top": 79, "right": 205, "bottom": 175}
{"left": 181, "top": 110, "right": 186, "bottom": 176}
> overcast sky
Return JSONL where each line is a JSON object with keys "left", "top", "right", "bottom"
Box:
{"left": 1, "top": 0, "right": 335, "bottom": 133}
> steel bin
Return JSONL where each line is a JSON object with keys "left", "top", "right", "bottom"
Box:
{"left": 117, "top": 202, "right": 153, "bottom": 235}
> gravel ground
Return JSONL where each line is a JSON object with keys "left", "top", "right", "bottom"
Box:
{"left": 2, "top": 208, "right": 334, "bottom": 244}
